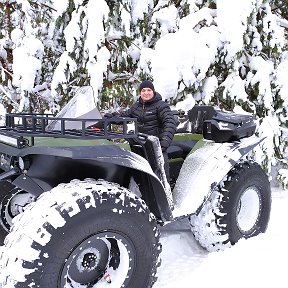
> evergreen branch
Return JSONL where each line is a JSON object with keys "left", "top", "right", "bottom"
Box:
{"left": 275, "top": 15, "right": 288, "bottom": 29}
{"left": 107, "top": 71, "right": 139, "bottom": 83}
{"left": 28, "top": 0, "right": 57, "bottom": 12}
{"left": 0, "top": 84, "right": 19, "bottom": 109}
{"left": 0, "top": 65, "right": 13, "bottom": 78}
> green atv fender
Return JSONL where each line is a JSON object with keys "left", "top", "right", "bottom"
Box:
{"left": 172, "top": 135, "right": 265, "bottom": 218}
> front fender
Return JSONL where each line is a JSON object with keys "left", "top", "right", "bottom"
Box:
{"left": 14, "top": 144, "right": 173, "bottom": 221}
{"left": 172, "top": 135, "right": 265, "bottom": 218}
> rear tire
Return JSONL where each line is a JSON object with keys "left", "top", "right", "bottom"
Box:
{"left": 0, "top": 181, "right": 15, "bottom": 243}
{"left": 0, "top": 181, "right": 34, "bottom": 244}
{"left": 0, "top": 179, "right": 161, "bottom": 288}
{"left": 190, "top": 162, "right": 271, "bottom": 251}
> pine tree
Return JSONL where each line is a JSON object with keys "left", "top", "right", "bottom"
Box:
{"left": 0, "top": 0, "right": 60, "bottom": 113}
{"left": 0, "top": 0, "right": 288, "bottom": 182}
{"left": 50, "top": 0, "right": 161, "bottom": 112}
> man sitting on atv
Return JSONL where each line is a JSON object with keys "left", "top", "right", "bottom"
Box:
{"left": 105, "top": 80, "right": 177, "bottom": 181}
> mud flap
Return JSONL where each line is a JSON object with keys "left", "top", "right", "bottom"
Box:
{"left": 172, "top": 135, "right": 265, "bottom": 218}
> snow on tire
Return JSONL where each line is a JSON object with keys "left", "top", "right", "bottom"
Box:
{"left": 190, "top": 161, "right": 271, "bottom": 252}
{"left": 0, "top": 179, "right": 161, "bottom": 288}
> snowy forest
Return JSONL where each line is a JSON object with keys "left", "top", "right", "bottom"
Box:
{"left": 1, "top": 0, "right": 288, "bottom": 183}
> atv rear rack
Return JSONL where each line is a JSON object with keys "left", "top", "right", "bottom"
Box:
{"left": 0, "top": 113, "right": 138, "bottom": 148}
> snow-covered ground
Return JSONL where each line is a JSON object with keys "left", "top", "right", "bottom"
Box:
{"left": 155, "top": 185, "right": 288, "bottom": 288}
{"left": 0, "top": 185, "right": 286, "bottom": 287}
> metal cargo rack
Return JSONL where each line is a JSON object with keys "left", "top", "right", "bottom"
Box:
{"left": 0, "top": 113, "right": 138, "bottom": 148}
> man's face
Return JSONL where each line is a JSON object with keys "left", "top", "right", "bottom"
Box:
{"left": 140, "top": 88, "right": 154, "bottom": 101}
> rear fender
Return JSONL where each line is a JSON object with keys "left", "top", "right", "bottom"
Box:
{"left": 172, "top": 135, "right": 265, "bottom": 218}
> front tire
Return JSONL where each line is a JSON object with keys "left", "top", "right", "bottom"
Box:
{"left": 190, "top": 162, "right": 271, "bottom": 251}
{"left": 0, "top": 179, "right": 161, "bottom": 288}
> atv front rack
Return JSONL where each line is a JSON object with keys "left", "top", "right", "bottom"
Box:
{"left": 0, "top": 113, "right": 138, "bottom": 148}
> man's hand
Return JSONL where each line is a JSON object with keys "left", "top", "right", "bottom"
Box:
{"left": 87, "top": 121, "right": 104, "bottom": 130}
{"left": 160, "top": 138, "right": 170, "bottom": 151}
{"left": 104, "top": 112, "right": 113, "bottom": 118}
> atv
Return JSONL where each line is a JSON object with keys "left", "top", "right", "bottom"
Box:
{"left": 0, "top": 87, "right": 271, "bottom": 287}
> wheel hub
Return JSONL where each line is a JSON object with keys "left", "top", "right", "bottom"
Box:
{"left": 67, "top": 240, "right": 109, "bottom": 284}
{"left": 82, "top": 252, "right": 98, "bottom": 269}
{"left": 60, "top": 232, "right": 134, "bottom": 287}
{"left": 237, "top": 186, "right": 261, "bottom": 233}
{"left": 0, "top": 189, "right": 34, "bottom": 231}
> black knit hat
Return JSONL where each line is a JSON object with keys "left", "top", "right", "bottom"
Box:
{"left": 139, "top": 80, "right": 155, "bottom": 92}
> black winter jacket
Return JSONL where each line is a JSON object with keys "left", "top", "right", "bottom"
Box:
{"left": 115, "top": 93, "right": 177, "bottom": 151}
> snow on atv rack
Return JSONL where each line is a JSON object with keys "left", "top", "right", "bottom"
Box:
{"left": 0, "top": 113, "right": 138, "bottom": 148}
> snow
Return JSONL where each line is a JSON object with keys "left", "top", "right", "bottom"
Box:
{"left": 0, "top": 185, "right": 286, "bottom": 287}
{"left": 5, "top": 0, "right": 285, "bottom": 114}
{"left": 155, "top": 186, "right": 288, "bottom": 288}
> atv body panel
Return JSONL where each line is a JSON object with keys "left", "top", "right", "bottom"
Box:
{"left": 172, "top": 134, "right": 265, "bottom": 217}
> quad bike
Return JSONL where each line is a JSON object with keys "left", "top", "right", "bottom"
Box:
{"left": 0, "top": 87, "right": 271, "bottom": 287}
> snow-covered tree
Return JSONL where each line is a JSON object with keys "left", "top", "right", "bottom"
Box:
{"left": 49, "top": 0, "right": 165, "bottom": 111}
{"left": 0, "top": 0, "right": 62, "bottom": 113}
{"left": 136, "top": 0, "right": 288, "bottom": 175}
{"left": 0, "top": 0, "right": 288, "bottom": 181}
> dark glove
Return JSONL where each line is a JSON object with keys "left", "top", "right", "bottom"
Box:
{"left": 103, "top": 112, "right": 123, "bottom": 124}
{"left": 160, "top": 138, "right": 170, "bottom": 151}
{"left": 87, "top": 121, "right": 104, "bottom": 130}
{"left": 104, "top": 112, "right": 113, "bottom": 118}
{"left": 87, "top": 111, "right": 118, "bottom": 130}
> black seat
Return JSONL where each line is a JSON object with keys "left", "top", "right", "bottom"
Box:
{"left": 167, "top": 145, "right": 183, "bottom": 159}
{"left": 167, "top": 140, "right": 198, "bottom": 159}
